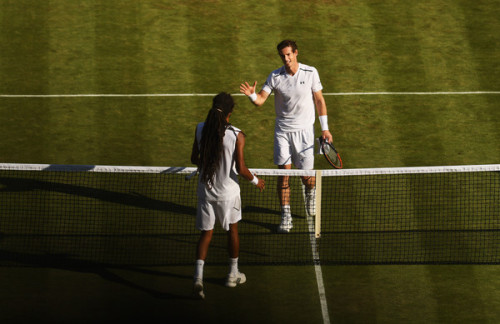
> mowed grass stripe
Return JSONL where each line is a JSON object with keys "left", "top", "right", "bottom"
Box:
{"left": 46, "top": 1, "right": 97, "bottom": 94}
{"left": 354, "top": 6, "right": 443, "bottom": 320}
{"left": 457, "top": 1, "right": 500, "bottom": 91}
{"left": 367, "top": 2, "right": 428, "bottom": 92}
{"left": 92, "top": 3, "right": 154, "bottom": 165}
{"left": 132, "top": 3, "right": 179, "bottom": 166}
{"left": 0, "top": 2, "right": 52, "bottom": 162}
{"left": 457, "top": 1, "right": 500, "bottom": 155}
{"left": 327, "top": 2, "right": 410, "bottom": 168}
{"left": 426, "top": 266, "right": 488, "bottom": 322}
{"left": 234, "top": 1, "right": 281, "bottom": 85}
{"left": 185, "top": 3, "right": 243, "bottom": 93}
{"left": 0, "top": 1, "right": 50, "bottom": 94}
{"left": 44, "top": 3, "right": 97, "bottom": 164}
{"left": 94, "top": 1, "right": 145, "bottom": 94}
{"left": 412, "top": 2, "right": 500, "bottom": 164}
{"left": 144, "top": 2, "right": 193, "bottom": 93}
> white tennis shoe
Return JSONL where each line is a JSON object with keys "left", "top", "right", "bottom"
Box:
{"left": 193, "top": 278, "right": 205, "bottom": 299}
{"left": 278, "top": 213, "right": 293, "bottom": 233}
{"left": 225, "top": 271, "right": 246, "bottom": 287}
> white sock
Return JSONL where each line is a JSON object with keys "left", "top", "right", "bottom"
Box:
{"left": 194, "top": 259, "right": 204, "bottom": 280}
{"left": 229, "top": 257, "right": 239, "bottom": 275}
{"left": 281, "top": 205, "right": 291, "bottom": 217}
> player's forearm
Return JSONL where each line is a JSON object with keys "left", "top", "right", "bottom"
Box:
{"left": 315, "top": 97, "right": 331, "bottom": 137}
{"left": 237, "top": 163, "right": 253, "bottom": 181}
{"left": 247, "top": 90, "right": 268, "bottom": 107}
{"left": 315, "top": 98, "right": 328, "bottom": 117}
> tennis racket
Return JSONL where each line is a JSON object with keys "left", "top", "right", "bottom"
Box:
{"left": 319, "top": 136, "right": 343, "bottom": 169}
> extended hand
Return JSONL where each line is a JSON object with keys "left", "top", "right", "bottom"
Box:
{"left": 239, "top": 81, "right": 257, "bottom": 96}
{"left": 256, "top": 178, "right": 265, "bottom": 192}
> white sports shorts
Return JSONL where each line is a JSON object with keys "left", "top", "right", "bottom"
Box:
{"left": 196, "top": 195, "right": 242, "bottom": 231}
{"left": 273, "top": 126, "right": 315, "bottom": 169}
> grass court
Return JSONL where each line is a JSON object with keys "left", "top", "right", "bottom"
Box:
{"left": 1, "top": 1, "right": 499, "bottom": 323}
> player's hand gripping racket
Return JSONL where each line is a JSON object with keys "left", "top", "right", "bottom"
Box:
{"left": 319, "top": 136, "right": 343, "bottom": 169}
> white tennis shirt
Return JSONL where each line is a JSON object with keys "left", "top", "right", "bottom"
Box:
{"left": 195, "top": 122, "right": 241, "bottom": 201}
{"left": 262, "top": 63, "right": 323, "bottom": 133}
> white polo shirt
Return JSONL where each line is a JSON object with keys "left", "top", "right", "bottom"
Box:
{"left": 195, "top": 122, "right": 241, "bottom": 202}
{"left": 262, "top": 63, "right": 323, "bottom": 133}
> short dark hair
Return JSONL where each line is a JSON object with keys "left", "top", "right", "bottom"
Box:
{"left": 277, "top": 40, "right": 298, "bottom": 53}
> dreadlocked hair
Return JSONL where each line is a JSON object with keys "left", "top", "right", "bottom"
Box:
{"left": 199, "top": 92, "right": 235, "bottom": 188}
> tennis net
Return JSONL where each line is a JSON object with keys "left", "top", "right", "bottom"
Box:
{"left": 0, "top": 163, "right": 498, "bottom": 266}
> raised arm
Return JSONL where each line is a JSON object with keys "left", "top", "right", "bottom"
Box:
{"left": 235, "top": 132, "right": 265, "bottom": 191}
{"left": 239, "top": 81, "right": 270, "bottom": 107}
{"left": 313, "top": 90, "right": 333, "bottom": 143}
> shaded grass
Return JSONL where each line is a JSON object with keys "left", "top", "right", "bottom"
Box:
{"left": 324, "top": 265, "right": 500, "bottom": 323}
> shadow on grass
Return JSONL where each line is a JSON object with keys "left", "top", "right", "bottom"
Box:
{"left": 0, "top": 176, "right": 196, "bottom": 216}
{"left": 0, "top": 249, "right": 194, "bottom": 300}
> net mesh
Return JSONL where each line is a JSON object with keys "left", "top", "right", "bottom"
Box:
{"left": 319, "top": 167, "right": 500, "bottom": 264}
{"left": 0, "top": 163, "right": 498, "bottom": 266}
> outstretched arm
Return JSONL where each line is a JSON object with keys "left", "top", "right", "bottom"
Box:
{"left": 313, "top": 90, "right": 333, "bottom": 143}
{"left": 239, "top": 81, "right": 270, "bottom": 107}
{"left": 235, "top": 132, "right": 265, "bottom": 191}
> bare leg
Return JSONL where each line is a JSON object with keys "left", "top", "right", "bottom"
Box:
{"left": 227, "top": 223, "right": 239, "bottom": 259}
{"left": 301, "top": 176, "right": 316, "bottom": 217}
{"left": 301, "top": 175, "right": 315, "bottom": 190}
{"left": 277, "top": 164, "right": 293, "bottom": 233}
{"left": 278, "top": 164, "right": 292, "bottom": 206}
{"left": 194, "top": 229, "right": 213, "bottom": 299}
{"left": 196, "top": 230, "right": 213, "bottom": 260}
{"left": 226, "top": 222, "right": 246, "bottom": 287}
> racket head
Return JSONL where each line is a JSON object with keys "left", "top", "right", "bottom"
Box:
{"left": 319, "top": 137, "right": 343, "bottom": 169}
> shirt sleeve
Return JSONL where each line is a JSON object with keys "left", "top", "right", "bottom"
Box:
{"left": 262, "top": 72, "right": 274, "bottom": 94}
{"left": 311, "top": 67, "right": 323, "bottom": 93}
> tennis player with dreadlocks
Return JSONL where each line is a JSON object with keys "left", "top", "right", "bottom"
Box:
{"left": 240, "top": 40, "right": 333, "bottom": 233}
{"left": 190, "top": 92, "right": 265, "bottom": 299}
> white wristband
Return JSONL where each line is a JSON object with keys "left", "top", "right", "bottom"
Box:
{"left": 250, "top": 175, "right": 259, "bottom": 185}
{"left": 248, "top": 92, "right": 257, "bottom": 102}
{"left": 319, "top": 115, "right": 329, "bottom": 131}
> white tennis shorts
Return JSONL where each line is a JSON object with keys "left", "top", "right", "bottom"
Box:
{"left": 273, "top": 126, "right": 315, "bottom": 169}
{"left": 196, "top": 195, "right": 242, "bottom": 231}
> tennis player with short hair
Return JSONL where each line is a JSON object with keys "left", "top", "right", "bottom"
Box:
{"left": 240, "top": 40, "right": 333, "bottom": 233}
{"left": 190, "top": 92, "right": 265, "bottom": 299}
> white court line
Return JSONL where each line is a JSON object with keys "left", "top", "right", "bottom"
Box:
{"left": 303, "top": 181, "right": 331, "bottom": 324}
{"left": 324, "top": 91, "right": 500, "bottom": 95}
{"left": 1, "top": 91, "right": 500, "bottom": 98}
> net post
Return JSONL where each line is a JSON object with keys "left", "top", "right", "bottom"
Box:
{"left": 315, "top": 170, "right": 322, "bottom": 238}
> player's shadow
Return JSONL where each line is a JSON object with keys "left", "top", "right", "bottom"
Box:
{"left": 0, "top": 176, "right": 196, "bottom": 216}
{"left": 0, "top": 248, "right": 193, "bottom": 300}
{"left": 0, "top": 176, "right": 283, "bottom": 232}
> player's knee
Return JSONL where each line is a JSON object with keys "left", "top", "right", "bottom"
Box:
{"left": 301, "top": 176, "right": 315, "bottom": 188}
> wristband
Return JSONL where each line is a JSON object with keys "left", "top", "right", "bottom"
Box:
{"left": 248, "top": 92, "right": 257, "bottom": 102}
{"left": 250, "top": 175, "right": 259, "bottom": 185}
{"left": 319, "top": 115, "right": 329, "bottom": 131}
